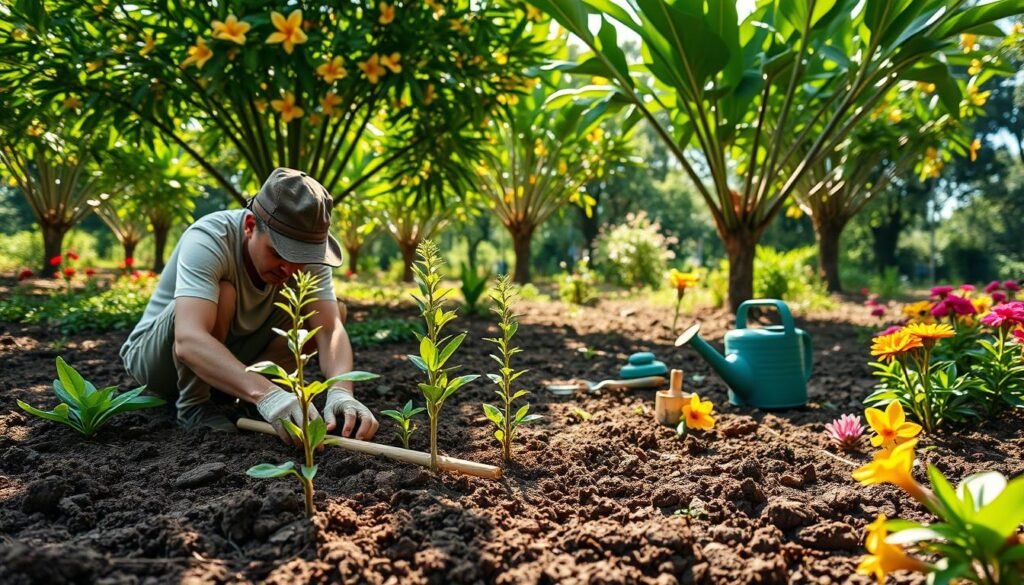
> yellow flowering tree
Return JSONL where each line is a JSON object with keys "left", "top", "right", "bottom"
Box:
{"left": 2, "top": 1, "right": 545, "bottom": 204}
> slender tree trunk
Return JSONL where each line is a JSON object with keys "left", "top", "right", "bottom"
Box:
{"left": 153, "top": 227, "right": 169, "bottom": 273}
{"left": 723, "top": 229, "right": 759, "bottom": 312}
{"left": 511, "top": 224, "right": 535, "bottom": 284}
{"left": 123, "top": 240, "right": 138, "bottom": 267}
{"left": 813, "top": 215, "right": 848, "bottom": 293}
{"left": 345, "top": 245, "right": 361, "bottom": 274}
{"left": 41, "top": 223, "right": 69, "bottom": 276}
{"left": 399, "top": 241, "right": 417, "bottom": 283}
{"left": 871, "top": 215, "right": 902, "bottom": 276}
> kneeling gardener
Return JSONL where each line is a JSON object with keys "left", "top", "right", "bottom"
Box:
{"left": 120, "top": 167, "right": 378, "bottom": 443}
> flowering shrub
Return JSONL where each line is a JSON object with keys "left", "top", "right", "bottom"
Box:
{"left": 593, "top": 211, "right": 675, "bottom": 289}
{"left": 557, "top": 257, "right": 598, "bottom": 306}
{"left": 852, "top": 440, "right": 1024, "bottom": 584}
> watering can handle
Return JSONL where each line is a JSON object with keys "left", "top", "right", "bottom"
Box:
{"left": 801, "top": 330, "right": 813, "bottom": 381}
{"left": 735, "top": 299, "right": 796, "bottom": 335}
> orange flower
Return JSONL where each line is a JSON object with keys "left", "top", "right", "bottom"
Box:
{"left": 856, "top": 514, "right": 928, "bottom": 584}
{"left": 682, "top": 394, "right": 715, "bottom": 430}
{"left": 320, "top": 91, "right": 342, "bottom": 117}
{"left": 902, "top": 322, "right": 954, "bottom": 350}
{"left": 266, "top": 9, "right": 308, "bottom": 54}
{"left": 423, "top": 83, "right": 436, "bottom": 105}
{"left": 864, "top": 401, "right": 921, "bottom": 450}
{"left": 870, "top": 330, "right": 923, "bottom": 362}
{"left": 316, "top": 56, "right": 347, "bottom": 83}
{"left": 140, "top": 32, "right": 155, "bottom": 56}
{"left": 271, "top": 91, "right": 304, "bottom": 123}
{"left": 969, "top": 138, "right": 981, "bottom": 162}
{"left": 380, "top": 52, "right": 402, "bottom": 74}
{"left": 358, "top": 54, "right": 386, "bottom": 84}
{"left": 180, "top": 37, "right": 213, "bottom": 69}
{"left": 62, "top": 96, "right": 82, "bottom": 110}
{"left": 212, "top": 14, "right": 251, "bottom": 45}
{"left": 378, "top": 2, "right": 395, "bottom": 24}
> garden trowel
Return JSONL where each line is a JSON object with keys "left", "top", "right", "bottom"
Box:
{"left": 545, "top": 375, "right": 666, "bottom": 397}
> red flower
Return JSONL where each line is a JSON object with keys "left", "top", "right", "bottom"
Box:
{"left": 49, "top": 255, "right": 62, "bottom": 266}
{"left": 67, "top": 250, "right": 79, "bottom": 261}
{"left": 871, "top": 306, "right": 886, "bottom": 318}
{"left": 1003, "top": 280, "right": 1021, "bottom": 292}
{"left": 992, "top": 291, "right": 1007, "bottom": 304}
{"left": 131, "top": 270, "right": 141, "bottom": 279}
{"left": 63, "top": 267, "right": 76, "bottom": 278}
{"left": 146, "top": 271, "right": 156, "bottom": 278}
{"left": 124, "top": 257, "right": 135, "bottom": 267}
{"left": 52, "top": 271, "right": 61, "bottom": 279}
{"left": 1013, "top": 328, "right": 1024, "bottom": 344}
{"left": 985, "top": 280, "right": 1001, "bottom": 294}
{"left": 932, "top": 294, "right": 976, "bottom": 317}
{"left": 85, "top": 268, "right": 96, "bottom": 277}
{"left": 930, "top": 285, "right": 953, "bottom": 299}
{"left": 17, "top": 268, "right": 33, "bottom": 281}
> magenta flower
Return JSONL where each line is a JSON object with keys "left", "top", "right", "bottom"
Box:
{"left": 985, "top": 280, "right": 1002, "bottom": 294}
{"left": 1013, "top": 328, "right": 1024, "bottom": 345}
{"left": 876, "top": 325, "right": 904, "bottom": 338}
{"left": 960, "top": 284, "right": 976, "bottom": 293}
{"left": 933, "top": 294, "right": 976, "bottom": 318}
{"left": 992, "top": 291, "right": 1008, "bottom": 304}
{"left": 1003, "top": 280, "right": 1021, "bottom": 292}
{"left": 931, "top": 285, "right": 954, "bottom": 299}
{"left": 871, "top": 306, "right": 886, "bottom": 318}
{"left": 981, "top": 302, "right": 1024, "bottom": 328}
{"left": 825, "top": 414, "right": 865, "bottom": 450}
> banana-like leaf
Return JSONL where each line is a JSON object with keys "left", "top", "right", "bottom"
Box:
{"left": 246, "top": 461, "right": 297, "bottom": 479}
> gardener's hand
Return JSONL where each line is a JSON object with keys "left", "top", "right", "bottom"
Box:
{"left": 324, "top": 388, "right": 378, "bottom": 440}
{"left": 256, "top": 387, "right": 321, "bottom": 446}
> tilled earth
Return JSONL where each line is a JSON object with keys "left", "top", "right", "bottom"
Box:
{"left": 0, "top": 295, "right": 1022, "bottom": 584}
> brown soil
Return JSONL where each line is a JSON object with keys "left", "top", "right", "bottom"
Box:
{"left": 1, "top": 297, "right": 1022, "bottom": 584}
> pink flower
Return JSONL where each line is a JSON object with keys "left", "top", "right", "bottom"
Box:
{"left": 980, "top": 302, "right": 1024, "bottom": 328}
{"left": 17, "top": 268, "right": 33, "bottom": 281}
{"left": 825, "top": 414, "right": 864, "bottom": 450}
{"left": 871, "top": 306, "right": 886, "bottom": 318}
{"left": 960, "top": 284, "right": 975, "bottom": 293}
{"left": 930, "top": 285, "right": 954, "bottom": 299}
{"left": 933, "top": 294, "right": 976, "bottom": 317}
{"left": 1013, "top": 328, "right": 1024, "bottom": 345}
{"left": 1003, "top": 280, "right": 1021, "bottom": 292}
{"left": 876, "top": 325, "right": 904, "bottom": 338}
{"left": 985, "top": 280, "right": 1001, "bottom": 294}
{"left": 992, "top": 291, "right": 1007, "bottom": 304}
{"left": 860, "top": 288, "right": 870, "bottom": 296}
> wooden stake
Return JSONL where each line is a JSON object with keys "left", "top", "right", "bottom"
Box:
{"left": 655, "top": 369, "right": 687, "bottom": 427}
{"left": 237, "top": 418, "right": 502, "bottom": 480}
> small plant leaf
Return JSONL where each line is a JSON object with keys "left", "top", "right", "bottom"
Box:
{"left": 17, "top": 400, "right": 72, "bottom": 425}
{"left": 486, "top": 373, "right": 502, "bottom": 384}
{"left": 300, "top": 464, "right": 318, "bottom": 481}
{"left": 408, "top": 355, "right": 428, "bottom": 372}
{"left": 326, "top": 370, "right": 380, "bottom": 383}
{"left": 437, "top": 333, "right": 467, "bottom": 368}
{"left": 247, "top": 361, "right": 290, "bottom": 380}
{"left": 246, "top": 461, "right": 296, "bottom": 478}
{"left": 380, "top": 409, "right": 405, "bottom": 422}
{"left": 420, "top": 336, "right": 438, "bottom": 369}
{"left": 308, "top": 418, "right": 327, "bottom": 450}
{"left": 494, "top": 429, "right": 505, "bottom": 442}
{"left": 956, "top": 471, "right": 1006, "bottom": 512}
{"left": 482, "top": 403, "right": 503, "bottom": 425}
{"left": 281, "top": 419, "right": 304, "bottom": 441}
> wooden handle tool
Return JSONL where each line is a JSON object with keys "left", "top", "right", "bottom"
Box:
{"left": 236, "top": 418, "right": 502, "bottom": 480}
{"left": 654, "top": 369, "right": 687, "bottom": 427}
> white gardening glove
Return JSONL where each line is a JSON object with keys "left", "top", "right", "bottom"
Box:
{"left": 324, "top": 388, "right": 379, "bottom": 440}
{"left": 257, "top": 387, "right": 321, "bottom": 445}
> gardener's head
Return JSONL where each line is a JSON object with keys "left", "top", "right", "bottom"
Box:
{"left": 244, "top": 168, "right": 343, "bottom": 284}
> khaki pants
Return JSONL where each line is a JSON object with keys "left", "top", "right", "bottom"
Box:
{"left": 119, "top": 299, "right": 293, "bottom": 414}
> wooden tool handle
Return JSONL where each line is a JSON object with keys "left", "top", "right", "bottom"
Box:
{"left": 669, "top": 369, "right": 684, "bottom": 397}
{"left": 237, "top": 418, "right": 501, "bottom": 480}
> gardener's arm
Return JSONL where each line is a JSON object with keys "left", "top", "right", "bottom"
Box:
{"left": 309, "top": 298, "right": 379, "bottom": 440}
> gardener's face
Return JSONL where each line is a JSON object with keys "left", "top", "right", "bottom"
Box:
{"left": 244, "top": 214, "right": 305, "bottom": 286}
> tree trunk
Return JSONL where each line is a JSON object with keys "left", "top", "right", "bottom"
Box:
{"left": 813, "top": 216, "right": 848, "bottom": 293}
{"left": 399, "top": 241, "right": 417, "bottom": 283}
{"left": 153, "top": 227, "right": 169, "bottom": 273}
{"left": 511, "top": 224, "right": 535, "bottom": 284}
{"left": 345, "top": 245, "right": 361, "bottom": 274}
{"left": 123, "top": 240, "right": 138, "bottom": 267}
{"left": 578, "top": 198, "right": 600, "bottom": 261}
{"left": 871, "top": 215, "right": 902, "bottom": 276}
{"left": 41, "top": 223, "right": 68, "bottom": 276}
{"left": 723, "top": 229, "right": 759, "bottom": 312}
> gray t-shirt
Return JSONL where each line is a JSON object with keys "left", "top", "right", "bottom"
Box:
{"left": 124, "top": 209, "right": 335, "bottom": 349}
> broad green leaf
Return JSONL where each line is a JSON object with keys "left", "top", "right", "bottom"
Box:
{"left": 486, "top": 373, "right": 502, "bottom": 384}
{"left": 420, "top": 336, "right": 437, "bottom": 369}
{"left": 957, "top": 472, "right": 1007, "bottom": 512}
{"left": 325, "top": 370, "right": 380, "bottom": 384}
{"left": 307, "top": 418, "right": 327, "bottom": 450}
{"left": 972, "top": 473, "right": 1024, "bottom": 539}
{"left": 514, "top": 404, "right": 530, "bottom": 423}
{"left": 247, "top": 461, "right": 297, "bottom": 479}
{"left": 934, "top": 0, "right": 1024, "bottom": 38}
{"left": 247, "top": 361, "right": 291, "bottom": 380}
{"left": 482, "top": 403, "right": 504, "bottom": 424}
{"left": 55, "top": 357, "right": 87, "bottom": 404}
{"left": 380, "top": 409, "right": 405, "bottom": 422}
{"left": 300, "top": 464, "right": 318, "bottom": 482}
{"left": 17, "top": 400, "right": 73, "bottom": 426}
{"left": 928, "top": 465, "right": 965, "bottom": 521}
{"left": 437, "top": 333, "right": 466, "bottom": 368}
{"left": 419, "top": 383, "right": 443, "bottom": 403}
{"left": 282, "top": 419, "right": 304, "bottom": 441}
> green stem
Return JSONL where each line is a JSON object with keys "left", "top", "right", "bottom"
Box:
{"left": 429, "top": 405, "right": 439, "bottom": 472}
{"left": 919, "top": 348, "right": 935, "bottom": 433}
{"left": 301, "top": 477, "right": 313, "bottom": 519}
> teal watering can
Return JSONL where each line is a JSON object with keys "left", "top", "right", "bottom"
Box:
{"left": 674, "top": 299, "right": 812, "bottom": 409}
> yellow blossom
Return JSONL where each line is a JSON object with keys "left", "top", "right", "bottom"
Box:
{"left": 786, "top": 204, "right": 803, "bottom": 219}
{"left": 668, "top": 269, "right": 699, "bottom": 291}
{"left": 1015, "top": 23, "right": 1023, "bottom": 34}
{"left": 11, "top": 29, "right": 28, "bottom": 41}
{"left": 682, "top": 393, "right": 715, "bottom": 430}
{"left": 379, "top": 2, "right": 395, "bottom": 24}
{"left": 969, "top": 138, "right": 981, "bottom": 162}
{"left": 864, "top": 401, "right": 921, "bottom": 450}
{"left": 915, "top": 82, "right": 935, "bottom": 93}
{"left": 852, "top": 439, "right": 920, "bottom": 491}
{"left": 358, "top": 54, "right": 386, "bottom": 84}
{"left": 902, "top": 300, "right": 935, "bottom": 324}
{"left": 533, "top": 140, "right": 548, "bottom": 157}
{"left": 497, "top": 93, "right": 519, "bottom": 105}
{"left": 62, "top": 96, "right": 82, "bottom": 110}
{"left": 967, "top": 85, "right": 989, "bottom": 107}
{"left": 423, "top": 83, "right": 436, "bottom": 105}
{"left": 253, "top": 99, "right": 267, "bottom": 113}
{"left": 140, "top": 32, "right": 155, "bottom": 56}
{"left": 902, "top": 323, "right": 954, "bottom": 350}
{"left": 425, "top": 0, "right": 445, "bottom": 16}
{"left": 380, "top": 52, "right": 402, "bottom": 74}
{"left": 972, "top": 296, "right": 991, "bottom": 315}
{"left": 212, "top": 14, "right": 250, "bottom": 45}
{"left": 887, "top": 109, "right": 902, "bottom": 123}
{"left": 266, "top": 9, "right": 308, "bottom": 54}
{"left": 558, "top": 160, "right": 568, "bottom": 174}
{"left": 870, "top": 330, "right": 923, "bottom": 362}
{"left": 320, "top": 91, "right": 342, "bottom": 117}
{"left": 450, "top": 19, "right": 469, "bottom": 34}
{"left": 271, "top": 91, "right": 304, "bottom": 123}
{"left": 180, "top": 37, "right": 213, "bottom": 70}
{"left": 26, "top": 124, "right": 44, "bottom": 137}
{"left": 856, "top": 514, "right": 928, "bottom": 584}
{"left": 86, "top": 60, "right": 104, "bottom": 72}
{"left": 316, "top": 57, "right": 348, "bottom": 83}
{"left": 526, "top": 5, "right": 543, "bottom": 21}
{"left": 960, "top": 33, "right": 977, "bottom": 52}
{"left": 968, "top": 59, "right": 982, "bottom": 76}
{"left": 495, "top": 49, "right": 509, "bottom": 66}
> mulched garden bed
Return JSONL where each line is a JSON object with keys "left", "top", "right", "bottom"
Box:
{"left": 1, "top": 296, "right": 1021, "bottom": 584}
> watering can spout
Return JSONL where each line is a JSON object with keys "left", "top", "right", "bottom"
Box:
{"left": 675, "top": 323, "right": 753, "bottom": 400}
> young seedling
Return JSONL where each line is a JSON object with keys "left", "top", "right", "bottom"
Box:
{"left": 380, "top": 400, "right": 425, "bottom": 449}
{"left": 459, "top": 262, "right": 491, "bottom": 314}
{"left": 18, "top": 356, "right": 164, "bottom": 437}
{"left": 408, "top": 240, "right": 479, "bottom": 473}
{"left": 245, "top": 270, "right": 378, "bottom": 518}
{"left": 482, "top": 274, "right": 541, "bottom": 464}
